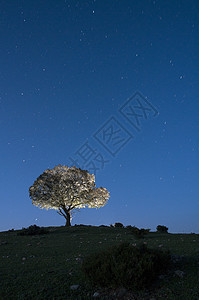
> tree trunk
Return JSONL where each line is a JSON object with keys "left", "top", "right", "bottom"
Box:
{"left": 57, "top": 205, "right": 72, "bottom": 227}
{"left": 65, "top": 211, "right": 71, "bottom": 227}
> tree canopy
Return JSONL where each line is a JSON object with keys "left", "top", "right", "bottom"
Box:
{"left": 29, "top": 165, "right": 110, "bottom": 226}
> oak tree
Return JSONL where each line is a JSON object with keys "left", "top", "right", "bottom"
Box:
{"left": 29, "top": 165, "right": 110, "bottom": 226}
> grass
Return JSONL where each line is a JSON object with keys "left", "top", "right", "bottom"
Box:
{"left": 0, "top": 225, "right": 199, "bottom": 299}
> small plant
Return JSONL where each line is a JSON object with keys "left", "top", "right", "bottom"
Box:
{"left": 156, "top": 225, "right": 168, "bottom": 233}
{"left": 114, "top": 222, "right": 124, "bottom": 228}
{"left": 17, "top": 225, "right": 49, "bottom": 236}
{"left": 8, "top": 229, "right": 15, "bottom": 232}
{"left": 81, "top": 242, "right": 171, "bottom": 290}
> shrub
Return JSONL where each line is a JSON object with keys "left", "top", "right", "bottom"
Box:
{"left": 114, "top": 222, "right": 124, "bottom": 228}
{"left": 140, "top": 228, "right": 151, "bottom": 234}
{"left": 156, "top": 225, "right": 168, "bottom": 233}
{"left": 126, "top": 226, "right": 150, "bottom": 239}
{"left": 17, "top": 225, "right": 49, "bottom": 236}
{"left": 133, "top": 229, "right": 144, "bottom": 239}
{"left": 126, "top": 225, "right": 139, "bottom": 232}
{"left": 8, "top": 229, "right": 15, "bottom": 232}
{"left": 81, "top": 242, "right": 171, "bottom": 290}
{"left": 135, "top": 228, "right": 150, "bottom": 239}
{"left": 126, "top": 225, "right": 133, "bottom": 230}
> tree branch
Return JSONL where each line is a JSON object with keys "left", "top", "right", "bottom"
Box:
{"left": 57, "top": 208, "right": 67, "bottom": 218}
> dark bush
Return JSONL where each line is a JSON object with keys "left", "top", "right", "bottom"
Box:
{"left": 82, "top": 242, "right": 171, "bottom": 290}
{"left": 126, "top": 226, "right": 150, "bottom": 238}
{"left": 114, "top": 222, "right": 124, "bottom": 228}
{"left": 17, "top": 225, "right": 49, "bottom": 236}
{"left": 8, "top": 229, "right": 15, "bottom": 232}
{"left": 126, "top": 225, "right": 133, "bottom": 230}
{"left": 140, "top": 228, "right": 151, "bottom": 235}
{"left": 156, "top": 225, "right": 168, "bottom": 233}
{"left": 134, "top": 228, "right": 150, "bottom": 239}
{"left": 132, "top": 230, "right": 144, "bottom": 239}
{"left": 130, "top": 226, "right": 139, "bottom": 232}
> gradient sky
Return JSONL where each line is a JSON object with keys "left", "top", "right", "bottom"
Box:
{"left": 0, "top": 0, "right": 198, "bottom": 233}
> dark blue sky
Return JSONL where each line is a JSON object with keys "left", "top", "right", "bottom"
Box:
{"left": 0, "top": 0, "right": 198, "bottom": 233}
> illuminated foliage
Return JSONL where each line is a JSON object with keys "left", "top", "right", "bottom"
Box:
{"left": 29, "top": 165, "right": 110, "bottom": 226}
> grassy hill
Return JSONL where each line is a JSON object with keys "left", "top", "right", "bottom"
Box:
{"left": 0, "top": 225, "right": 199, "bottom": 299}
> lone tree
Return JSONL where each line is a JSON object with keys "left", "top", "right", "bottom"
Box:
{"left": 29, "top": 165, "right": 110, "bottom": 226}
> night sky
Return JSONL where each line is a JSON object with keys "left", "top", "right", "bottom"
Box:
{"left": 0, "top": 1, "right": 198, "bottom": 233}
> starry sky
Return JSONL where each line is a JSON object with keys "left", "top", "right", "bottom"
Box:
{"left": 0, "top": 0, "right": 198, "bottom": 233}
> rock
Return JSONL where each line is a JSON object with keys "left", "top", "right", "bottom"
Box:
{"left": 93, "top": 292, "right": 100, "bottom": 297}
{"left": 70, "top": 285, "right": 79, "bottom": 290}
{"left": 22, "top": 257, "right": 26, "bottom": 261}
{"left": 175, "top": 270, "right": 185, "bottom": 278}
{"left": 75, "top": 257, "right": 82, "bottom": 261}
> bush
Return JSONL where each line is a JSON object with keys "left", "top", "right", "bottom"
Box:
{"left": 126, "top": 226, "right": 150, "bottom": 239}
{"left": 156, "top": 225, "right": 168, "bottom": 233}
{"left": 82, "top": 242, "right": 171, "bottom": 290}
{"left": 8, "top": 229, "right": 15, "bottom": 232}
{"left": 126, "top": 225, "right": 133, "bottom": 230}
{"left": 17, "top": 225, "right": 49, "bottom": 236}
{"left": 135, "top": 228, "right": 150, "bottom": 239}
{"left": 140, "top": 228, "right": 151, "bottom": 234}
{"left": 113, "top": 222, "right": 124, "bottom": 228}
{"left": 126, "top": 225, "right": 140, "bottom": 233}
